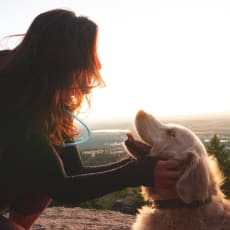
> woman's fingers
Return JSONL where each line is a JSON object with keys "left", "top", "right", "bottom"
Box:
{"left": 154, "top": 159, "right": 182, "bottom": 189}
{"left": 159, "top": 159, "right": 182, "bottom": 170}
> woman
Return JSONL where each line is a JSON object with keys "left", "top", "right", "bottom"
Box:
{"left": 0, "top": 9, "right": 180, "bottom": 230}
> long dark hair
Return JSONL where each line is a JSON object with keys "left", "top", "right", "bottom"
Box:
{"left": 0, "top": 9, "right": 104, "bottom": 144}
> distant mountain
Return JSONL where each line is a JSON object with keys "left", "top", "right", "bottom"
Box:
{"left": 160, "top": 112, "right": 230, "bottom": 137}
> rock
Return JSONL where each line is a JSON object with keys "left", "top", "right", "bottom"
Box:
{"left": 33, "top": 207, "right": 135, "bottom": 230}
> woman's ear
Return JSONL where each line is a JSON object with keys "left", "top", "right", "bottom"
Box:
{"left": 176, "top": 150, "right": 210, "bottom": 204}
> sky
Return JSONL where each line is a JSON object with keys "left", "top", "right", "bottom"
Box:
{"left": 1, "top": 0, "right": 230, "bottom": 122}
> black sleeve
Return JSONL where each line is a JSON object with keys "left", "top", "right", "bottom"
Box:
{"left": 0, "top": 50, "right": 11, "bottom": 56}
{"left": 0, "top": 49, "right": 10, "bottom": 63}
{"left": 57, "top": 146, "right": 83, "bottom": 175}
{"left": 58, "top": 145, "right": 134, "bottom": 174}
{"left": 21, "top": 132, "right": 158, "bottom": 206}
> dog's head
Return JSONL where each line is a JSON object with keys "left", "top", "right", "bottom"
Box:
{"left": 127, "top": 110, "right": 224, "bottom": 204}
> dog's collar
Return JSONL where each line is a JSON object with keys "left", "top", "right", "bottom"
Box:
{"left": 152, "top": 198, "right": 212, "bottom": 210}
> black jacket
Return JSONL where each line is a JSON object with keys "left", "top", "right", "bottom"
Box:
{"left": 0, "top": 49, "right": 157, "bottom": 214}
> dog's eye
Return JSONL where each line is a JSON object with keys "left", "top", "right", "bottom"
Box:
{"left": 167, "top": 129, "right": 176, "bottom": 137}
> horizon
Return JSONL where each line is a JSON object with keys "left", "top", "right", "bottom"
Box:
{"left": 84, "top": 110, "right": 230, "bottom": 124}
{"left": 77, "top": 110, "right": 230, "bottom": 134}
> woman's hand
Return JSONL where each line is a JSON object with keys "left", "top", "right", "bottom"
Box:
{"left": 155, "top": 158, "right": 181, "bottom": 189}
{"left": 153, "top": 153, "right": 181, "bottom": 197}
{"left": 124, "top": 133, "right": 181, "bottom": 194}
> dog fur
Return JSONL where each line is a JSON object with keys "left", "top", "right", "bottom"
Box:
{"left": 126, "top": 110, "right": 230, "bottom": 230}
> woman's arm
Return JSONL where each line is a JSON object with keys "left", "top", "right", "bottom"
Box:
{"left": 19, "top": 132, "right": 157, "bottom": 206}
{"left": 50, "top": 157, "right": 157, "bottom": 205}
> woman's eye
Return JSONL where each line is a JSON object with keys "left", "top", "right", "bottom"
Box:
{"left": 167, "top": 129, "right": 176, "bottom": 137}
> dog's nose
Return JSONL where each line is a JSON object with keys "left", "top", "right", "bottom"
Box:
{"left": 136, "top": 110, "right": 147, "bottom": 118}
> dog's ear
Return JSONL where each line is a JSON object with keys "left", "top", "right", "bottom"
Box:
{"left": 176, "top": 150, "right": 210, "bottom": 204}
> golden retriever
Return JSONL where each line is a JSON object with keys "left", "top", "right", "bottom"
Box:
{"left": 125, "top": 110, "right": 230, "bottom": 230}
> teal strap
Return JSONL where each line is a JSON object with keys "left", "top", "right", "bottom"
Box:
{"left": 59, "top": 111, "right": 92, "bottom": 147}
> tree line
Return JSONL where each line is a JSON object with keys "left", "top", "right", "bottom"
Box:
{"left": 206, "top": 134, "right": 230, "bottom": 197}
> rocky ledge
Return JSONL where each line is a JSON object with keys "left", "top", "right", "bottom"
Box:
{"left": 33, "top": 207, "right": 136, "bottom": 230}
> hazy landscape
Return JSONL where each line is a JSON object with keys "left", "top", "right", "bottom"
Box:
{"left": 79, "top": 111, "right": 230, "bottom": 154}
